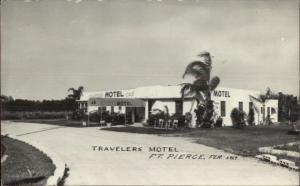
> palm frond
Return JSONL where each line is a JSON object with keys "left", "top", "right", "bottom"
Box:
{"left": 259, "top": 94, "right": 267, "bottom": 102}
{"left": 197, "top": 51, "right": 212, "bottom": 66}
{"left": 180, "top": 83, "right": 193, "bottom": 98}
{"left": 68, "top": 88, "right": 75, "bottom": 92}
{"left": 249, "top": 95, "right": 263, "bottom": 103}
{"left": 193, "top": 79, "right": 209, "bottom": 91}
{"left": 182, "top": 61, "right": 209, "bottom": 78}
{"left": 152, "top": 108, "right": 163, "bottom": 112}
{"left": 209, "top": 76, "right": 220, "bottom": 91}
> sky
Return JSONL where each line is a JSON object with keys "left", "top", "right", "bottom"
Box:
{"left": 1, "top": 0, "right": 299, "bottom": 100}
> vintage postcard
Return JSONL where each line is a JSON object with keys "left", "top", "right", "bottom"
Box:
{"left": 1, "top": 0, "right": 299, "bottom": 185}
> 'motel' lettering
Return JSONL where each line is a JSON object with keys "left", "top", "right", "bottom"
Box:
{"left": 105, "top": 91, "right": 124, "bottom": 98}
{"left": 213, "top": 90, "right": 230, "bottom": 97}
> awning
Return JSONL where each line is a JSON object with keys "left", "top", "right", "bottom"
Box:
{"left": 88, "top": 98, "right": 145, "bottom": 107}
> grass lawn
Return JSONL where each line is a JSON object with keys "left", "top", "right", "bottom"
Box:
{"left": 1, "top": 136, "right": 55, "bottom": 186}
{"left": 102, "top": 124, "right": 299, "bottom": 157}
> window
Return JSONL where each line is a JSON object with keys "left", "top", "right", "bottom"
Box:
{"left": 261, "top": 107, "right": 263, "bottom": 114}
{"left": 111, "top": 106, "right": 114, "bottom": 113}
{"left": 175, "top": 100, "right": 183, "bottom": 115}
{"left": 249, "top": 102, "right": 253, "bottom": 109}
{"left": 271, "top": 108, "right": 276, "bottom": 114}
{"left": 238, "top": 102, "right": 243, "bottom": 111}
{"left": 220, "top": 101, "right": 226, "bottom": 117}
{"left": 98, "top": 107, "right": 107, "bottom": 112}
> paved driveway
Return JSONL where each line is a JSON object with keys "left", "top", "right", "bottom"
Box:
{"left": 1, "top": 121, "right": 298, "bottom": 185}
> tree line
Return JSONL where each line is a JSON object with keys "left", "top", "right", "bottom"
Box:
{"left": 1, "top": 86, "right": 84, "bottom": 112}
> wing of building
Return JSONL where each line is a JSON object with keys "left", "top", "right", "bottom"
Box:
{"left": 77, "top": 85, "right": 278, "bottom": 126}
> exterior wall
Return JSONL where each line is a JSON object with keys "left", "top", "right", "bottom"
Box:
{"left": 254, "top": 99, "right": 278, "bottom": 124}
{"left": 152, "top": 100, "right": 176, "bottom": 115}
{"left": 183, "top": 100, "right": 197, "bottom": 114}
{"left": 144, "top": 100, "right": 149, "bottom": 122}
{"left": 210, "top": 88, "right": 260, "bottom": 126}
{"left": 265, "top": 99, "right": 278, "bottom": 123}
{"left": 88, "top": 105, "right": 98, "bottom": 113}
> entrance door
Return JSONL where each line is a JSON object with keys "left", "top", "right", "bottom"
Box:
{"left": 125, "top": 107, "right": 133, "bottom": 124}
{"left": 148, "top": 99, "right": 155, "bottom": 116}
{"left": 175, "top": 100, "right": 183, "bottom": 115}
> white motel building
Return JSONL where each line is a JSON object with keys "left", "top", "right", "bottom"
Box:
{"left": 78, "top": 85, "right": 278, "bottom": 127}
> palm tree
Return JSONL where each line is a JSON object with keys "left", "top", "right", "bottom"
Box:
{"left": 181, "top": 51, "right": 220, "bottom": 128}
{"left": 67, "top": 86, "right": 84, "bottom": 100}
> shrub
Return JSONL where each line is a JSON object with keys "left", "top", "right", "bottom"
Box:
{"left": 171, "top": 113, "right": 185, "bottom": 128}
{"left": 215, "top": 117, "right": 223, "bottom": 127}
{"left": 248, "top": 108, "right": 255, "bottom": 126}
{"left": 147, "top": 114, "right": 157, "bottom": 126}
{"left": 70, "top": 109, "right": 85, "bottom": 120}
{"left": 147, "top": 109, "right": 171, "bottom": 126}
{"left": 230, "top": 108, "right": 246, "bottom": 128}
{"left": 111, "top": 113, "right": 125, "bottom": 125}
{"left": 89, "top": 112, "right": 101, "bottom": 122}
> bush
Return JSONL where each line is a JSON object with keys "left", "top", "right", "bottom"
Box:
{"left": 147, "top": 114, "right": 157, "bottom": 126}
{"left": 147, "top": 110, "right": 171, "bottom": 126}
{"left": 70, "top": 109, "right": 85, "bottom": 120}
{"left": 215, "top": 117, "right": 223, "bottom": 127}
{"left": 230, "top": 108, "right": 246, "bottom": 128}
{"left": 248, "top": 108, "right": 255, "bottom": 126}
{"left": 147, "top": 112, "right": 186, "bottom": 128}
{"left": 171, "top": 113, "right": 186, "bottom": 128}
{"left": 111, "top": 113, "right": 125, "bottom": 125}
{"left": 89, "top": 112, "right": 101, "bottom": 122}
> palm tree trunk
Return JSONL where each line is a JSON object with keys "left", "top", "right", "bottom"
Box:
{"left": 262, "top": 103, "right": 265, "bottom": 125}
{"left": 189, "top": 99, "right": 196, "bottom": 113}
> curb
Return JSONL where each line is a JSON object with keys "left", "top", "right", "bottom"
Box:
{"left": 258, "top": 147, "right": 299, "bottom": 158}
{"left": 258, "top": 142, "right": 300, "bottom": 158}
{"left": 5, "top": 134, "right": 65, "bottom": 186}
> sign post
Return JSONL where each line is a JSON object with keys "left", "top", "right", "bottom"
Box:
{"left": 87, "top": 111, "right": 89, "bottom": 127}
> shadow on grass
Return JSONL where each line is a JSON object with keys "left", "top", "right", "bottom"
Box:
{"left": 5, "top": 176, "right": 46, "bottom": 186}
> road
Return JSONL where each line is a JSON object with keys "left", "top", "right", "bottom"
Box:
{"left": 1, "top": 121, "right": 298, "bottom": 185}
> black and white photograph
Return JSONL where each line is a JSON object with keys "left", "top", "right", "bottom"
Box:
{"left": 1, "top": 0, "right": 299, "bottom": 185}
